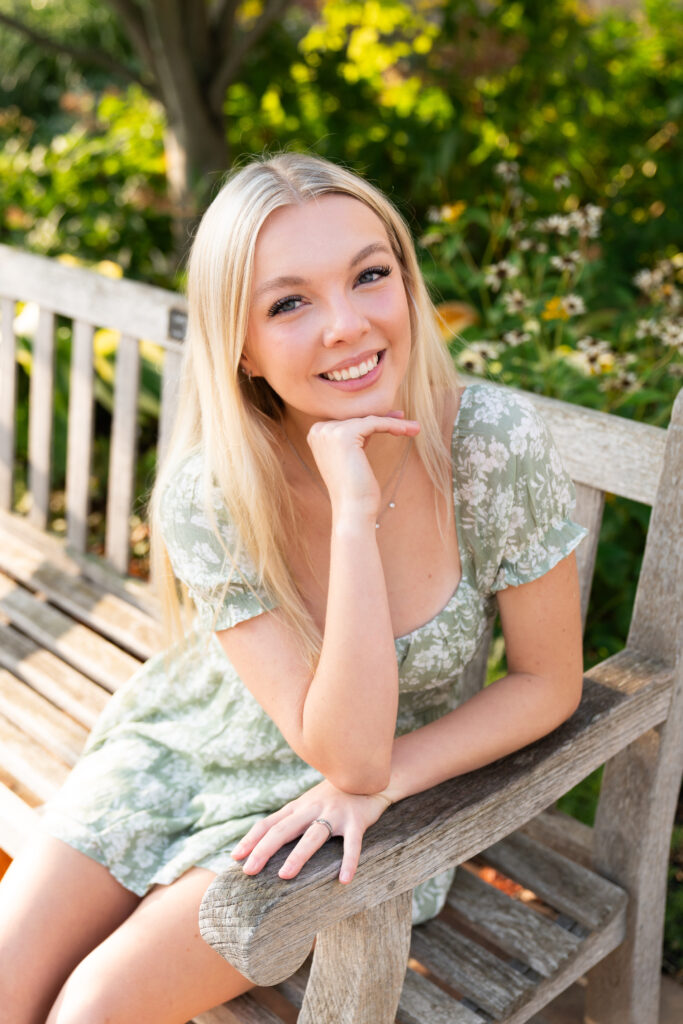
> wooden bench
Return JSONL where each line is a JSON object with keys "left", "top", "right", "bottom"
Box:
{"left": 0, "top": 243, "right": 681, "bottom": 1024}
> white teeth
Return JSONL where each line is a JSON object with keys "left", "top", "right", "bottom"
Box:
{"left": 322, "top": 353, "right": 379, "bottom": 381}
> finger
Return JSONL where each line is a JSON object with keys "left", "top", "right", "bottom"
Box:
{"left": 232, "top": 805, "right": 295, "bottom": 859}
{"left": 278, "top": 820, "right": 334, "bottom": 880}
{"left": 339, "top": 826, "right": 363, "bottom": 885}
{"left": 241, "top": 812, "right": 315, "bottom": 874}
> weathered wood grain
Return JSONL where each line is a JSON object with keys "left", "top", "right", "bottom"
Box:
{"left": 0, "top": 509, "right": 157, "bottom": 615}
{"left": 627, "top": 387, "right": 682, "bottom": 663}
{"left": 446, "top": 868, "right": 581, "bottom": 977}
{"left": 298, "top": 889, "right": 412, "bottom": 1024}
{"left": 571, "top": 482, "right": 603, "bottom": 630}
{"left": 0, "top": 243, "right": 187, "bottom": 348}
{"left": 65, "top": 319, "right": 95, "bottom": 553}
{"left": 199, "top": 650, "right": 671, "bottom": 985}
{"left": 520, "top": 809, "right": 593, "bottom": 870}
{"left": 193, "top": 993, "right": 285, "bottom": 1024}
{"left": 480, "top": 832, "right": 625, "bottom": 934}
{"left": 410, "top": 915, "right": 535, "bottom": 1017}
{"left": 0, "top": 522, "right": 162, "bottom": 658}
{"left": 0, "top": 710, "right": 69, "bottom": 801}
{"left": 0, "top": 573, "right": 141, "bottom": 691}
{"left": 105, "top": 333, "right": 141, "bottom": 574}
{"left": 0, "top": 622, "right": 108, "bottom": 728}
{"left": 0, "top": 667, "right": 88, "bottom": 765}
{"left": 0, "top": 297, "right": 17, "bottom": 510}
{"left": 27, "top": 308, "right": 55, "bottom": 529}
{"left": 396, "top": 969, "right": 486, "bottom": 1024}
{"left": 158, "top": 345, "right": 182, "bottom": 463}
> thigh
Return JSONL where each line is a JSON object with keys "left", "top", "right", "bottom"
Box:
{"left": 47, "top": 866, "right": 253, "bottom": 1024}
{"left": 0, "top": 833, "right": 141, "bottom": 1024}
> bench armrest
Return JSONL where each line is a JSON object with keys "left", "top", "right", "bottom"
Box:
{"left": 199, "top": 648, "right": 673, "bottom": 985}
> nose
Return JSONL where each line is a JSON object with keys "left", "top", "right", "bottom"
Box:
{"left": 321, "top": 291, "right": 371, "bottom": 347}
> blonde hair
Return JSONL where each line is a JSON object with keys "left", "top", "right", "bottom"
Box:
{"left": 149, "top": 152, "right": 459, "bottom": 664}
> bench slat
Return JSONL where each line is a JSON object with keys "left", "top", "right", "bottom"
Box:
{"left": 158, "top": 345, "right": 182, "bottom": 463}
{"left": 66, "top": 319, "right": 95, "bottom": 553}
{"left": 0, "top": 244, "right": 187, "bottom": 348}
{"left": 194, "top": 994, "right": 286, "bottom": 1023}
{"left": 0, "top": 298, "right": 17, "bottom": 510}
{"left": 411, "top": 916, "right": 535, "bottom": 1017}
{"left": 572, "top": 482, "right": 604, "bottom": 629}
{"left": 0, "top": 622, "right": 108, "bottom": 728}
{"left": 105, "top": 333, "right": 141, "bottom": 574}
{"left": 0, "top": 780, "right": 41, "bottom": 858}
{"left": 0, "top": 573, "right": 141, "bottom": 691}
{"left": 482, "top": 831, "right": 623, "bottom": 933}
{"left": 0, "top": 508, "right": 157, "bottom": 615}
{"left": 446, "top": 869, "right": 580, "bottom": 978}
{"left": 0, "top": 521, "right": 162, "bottom": 658}
{"left": 0, "top": 668, "right": 88, "bottom": 766}
{"left": 397, "top": 970, "right": 486, "bottom": 1024}
{"left": 27, "top": 308, "right": 55, "bottom": 529}
{"left": 0, "top": 710, "right": 69, "bottom": 802}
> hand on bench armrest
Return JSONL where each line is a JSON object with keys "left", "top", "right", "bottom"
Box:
{"left": 198, "top": 647, "right": 673, "bottom": 986}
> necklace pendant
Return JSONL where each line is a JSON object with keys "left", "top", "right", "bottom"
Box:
{"left": 375, "top": 521, "right": 380, "bottom": 529}
{"left": 388, "top": 501, "right": 396, "bottom": 509}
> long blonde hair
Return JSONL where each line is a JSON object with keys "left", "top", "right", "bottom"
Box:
{"left": 149, "top": 152, "right": 459, "bottom": 664}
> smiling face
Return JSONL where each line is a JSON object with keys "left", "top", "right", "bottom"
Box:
{"left": 241, "top": 194, "right": 413, "bottom": 435}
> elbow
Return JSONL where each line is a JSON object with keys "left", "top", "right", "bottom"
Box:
{"left": 328, "top": 765, "right": 392, "bottom": 796}
{"left": 557, "top": 673, "right": 583, "bottom": 722}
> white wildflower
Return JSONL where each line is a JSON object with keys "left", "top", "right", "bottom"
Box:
{"left": 502, "top": 329, "right": 532, "bottom": 347}
{"left": 518, "top": 237, "right": 535, "bottom": 251}
{"left": 562, "top": 294, "right": 586, "bottom": 316}
{"left": 457, "top": 349, "right": 487, "bottom": 374}
{"left": 550, "top": 250, "right": 582, "bottom": 273}
{"left": 469, "top": 340, "right": 504, "bottom": 360}
{"left": 553, "top": 173, "right": 571, "bottom": 190}
{"left": 494, "top": 160, "right": 520, "bottom": 183}
{"left": 635, "top": 318, "right": 658, "bottom": 339}
{"left": 484, "top": 260, "right": 520, "bottom": 292}
{"left": 502, "top": 288, "right": 528, "bottom": 314}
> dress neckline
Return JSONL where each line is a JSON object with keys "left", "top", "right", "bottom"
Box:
{"left": 393, "top": 384, "right": 476, "bottom": 644}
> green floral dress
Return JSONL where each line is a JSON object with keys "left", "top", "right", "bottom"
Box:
{"left": 43, "top": 382, "right": 588, "bottom": 925}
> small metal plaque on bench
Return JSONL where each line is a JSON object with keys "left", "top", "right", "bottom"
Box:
{"left": 168, "top": 308, "right": 188, "bottom": 341}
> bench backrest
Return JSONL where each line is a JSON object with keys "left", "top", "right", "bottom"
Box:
{"left": 1, "top": 245, "right": 680, "bottom": 677}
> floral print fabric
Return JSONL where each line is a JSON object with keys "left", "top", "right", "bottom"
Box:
{"left": 42, "top": 382, "right": 587, "bottom": 926}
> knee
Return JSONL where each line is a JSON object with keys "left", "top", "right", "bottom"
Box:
{"left": 46, "top": 963, "right": 123, "bottom": 1024}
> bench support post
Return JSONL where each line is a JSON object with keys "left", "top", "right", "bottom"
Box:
{"left": 586, "top": 657, "right": 683, "bottom": 1024}
{"left": 298, "top": 888, "right": 412, "bottom": 1024}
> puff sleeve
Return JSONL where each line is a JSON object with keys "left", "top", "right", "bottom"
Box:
{"left": 487, "top": 393, "right": 588, "bottom": 593}
{"left": 158, "top": 452, "right": 277, "bottom": 630}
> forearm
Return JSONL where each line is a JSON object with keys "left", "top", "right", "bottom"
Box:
{"left": 381, "top": 671, "right": 582, "bottom": 804}
{"left": 302, "top": 513, "right": 398, "bottom": 792}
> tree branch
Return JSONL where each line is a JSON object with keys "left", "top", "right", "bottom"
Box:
{"left": 105, "top": 0, "right": 158, "bottom": 73}
{"left": 209, "top": 0, "right": 292, "bottom": 113}
{"left": 0, "top": 9, "right": 158, "bottom": 95}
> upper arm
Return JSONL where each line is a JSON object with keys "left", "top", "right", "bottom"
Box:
{"left": 216, "top": 610, "right": 317, "bottom": 763}
{"left": 495, "top": 550, "right": 584, "bottom": 714}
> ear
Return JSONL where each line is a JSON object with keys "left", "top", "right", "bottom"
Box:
{"left": 239, "top": 355, "right": 258, "bottom": 378}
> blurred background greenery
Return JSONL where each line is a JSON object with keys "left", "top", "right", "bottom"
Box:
{"left": 0, "top": 0, "right": 681, "bottom": 978}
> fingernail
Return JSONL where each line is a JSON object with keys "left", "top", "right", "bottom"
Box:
{"left": 340, "top": 870, "right": 351, "bottom": 883}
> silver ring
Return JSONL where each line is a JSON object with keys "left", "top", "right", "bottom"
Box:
{"left": 310, "top": 818, "right": 333, "bottom": 838}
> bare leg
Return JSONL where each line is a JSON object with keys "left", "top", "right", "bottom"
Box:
{"left": 47, "top": 866, "right": 254, "bottom": 1024}
{"left": 0, "top": 833, "right": 141, "bottom": 1024}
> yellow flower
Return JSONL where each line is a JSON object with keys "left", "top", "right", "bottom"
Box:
{"left": 440, "top": 201, "right": 466, "bottom": 224}
{"left": 435, "top": 301, "right": 479, "bottom": 341}
{"left": 541, "top": 297, "right": 570, "bottom": 321}
{"left": 94, "top": 259, "right": 123, "bottom": 280}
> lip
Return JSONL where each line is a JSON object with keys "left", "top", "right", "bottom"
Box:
{"left": 317, "top": 350, "right": 385, "bottom": 391}
{"left": 318, "top": 349, "right": 383, "bottom": 376}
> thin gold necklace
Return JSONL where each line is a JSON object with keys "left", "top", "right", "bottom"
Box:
{"left": 283, "top": 432, "right": 413, "bottom": 529}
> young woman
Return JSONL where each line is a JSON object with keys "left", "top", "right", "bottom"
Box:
{"left": 0, "top": 152, "right": 587, "bottom": 1023}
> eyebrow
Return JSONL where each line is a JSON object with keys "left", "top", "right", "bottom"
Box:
{"left": 253, "top": 242, "right": 394, "bottom": 300}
